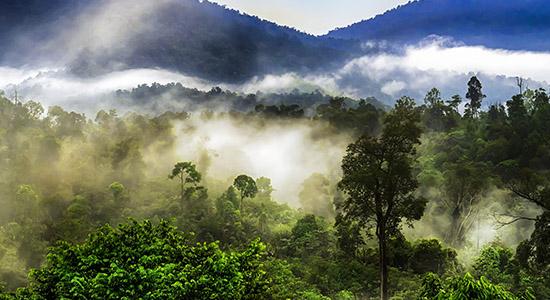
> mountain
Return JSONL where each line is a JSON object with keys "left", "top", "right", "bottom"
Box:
{"left": 0, "top": 0, "right": 90, "bottom": 52}
{"left": 326, "top": 0, "right": 550, "bottom": 51}
{"left": 0, "top": 0, "right": 360, "bottom": 83}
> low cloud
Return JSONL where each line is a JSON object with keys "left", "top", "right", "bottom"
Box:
{"left": 0, "top": 68, "right": 211, "bottom": 113}
{"left": 3, "top": 40, "right": 550, "bottom": 114}
{"left": 381, "top": 80, "right": 406, "bottom": 96}
{"left": 403, "top": 42, "right": 550, "bottom": 83}
{"left": 333, "top": 40, "right": 550, "bottom": 101}
{"left": 240, "top": 41, "right": 550, "bottom": 104}
{"left": 171, "top": 116, "right": 351, "bottom": 206}
{"left": 4, "top": 0, "right": 175, "bottom": 66}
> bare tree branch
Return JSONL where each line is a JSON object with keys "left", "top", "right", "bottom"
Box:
{"left": 507, "top": 184, "right": 549, "bottom": 211}
{"left": 492, "top": 213, "right": 537, "bottom": 229}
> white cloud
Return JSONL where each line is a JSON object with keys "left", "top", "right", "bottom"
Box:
{"left": 270, "top": 41, "right": 550, "bottom": 102}
{"left": 234, "top": 73, "right": 342, "bottom": 95}
{"left": 381, "top": 80, "right": 406, "bottom": 96}
{"left": 4, "top": 40, "right": 550, "bottom": 113}
{"left": 402, "top": 43, "right": 550, "bottom": 83}
{"left": 173, "top": 116, "right": 351, "bottom": 206}
{"left": 0, "top": 67, "right": 49, "bottom": 87}
{"left": 0, "top": 68, "right": 211, "bottom": 114}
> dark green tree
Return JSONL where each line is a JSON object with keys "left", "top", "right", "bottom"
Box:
{"left": 516, "top": 212, "right": 550, "bottom": 281}
{"left": 338, "top": 97, "right": 426, "bottom": 300}
{"left": 12, "top": 220, "right": 269, "bottom": 299}
{"left": 465, "top": 76, "right": 486, "bottom": 118}
{"left": 409, "top": 239, "right": 458, "bottom": 275}
{"left": 299, "top": 173, "right": 334, "bottom": 219}
{"left": 443, "top": 161, "right": 489, "bottom": 248}
{"left": 423, "top": 88, "right": 446, "bottom": 131}
{"left": 169, "top": 162, "right": 201, "bottom": 201}
{"left": 214, "top": 186, "right": 244, "bottom": 244}
{"left": 286, "top": 214, "right": 333, "bottom": 260}
{"left": 233, "top": 175, "right": 258, "bottom": 214}
{"left": 446, "top": 94, "right": 462, "bottom": 112}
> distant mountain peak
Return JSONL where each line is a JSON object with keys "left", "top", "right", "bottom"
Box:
{"left": 326, "top": 0, "right": 550, "bottom": 51}
{"left": 0, "top": 0, "right": 359, "bottom": 83}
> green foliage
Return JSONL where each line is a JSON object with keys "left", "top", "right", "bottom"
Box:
{"left": 264, "top": 259, "right": 329, "bottom": 300}
{"left": 14, "top": 220, "right": 269, "bottom": 299}
{"left": 109, "top": 182, "right": 125, "bottom": 199}
{"left": 169, "top": 162, "right": 202, "bottom": 186}
{"left": 518, "top": 212, "right": 550, "bottom": 269}
{"left": 513, "top": 212, "right": 550, "bottom": 300}
{"left": 334, "top": 290, "right": 354, "bottom": 300}
{"left": 419, "top": 273, "right": 522, "bottom": 300}
{"left": 316, "top": 97, "right": 383, "bottom": 136}
{"left": 338, "top": 97, "right": 426, "bottom": 299}
{"left": 233, "top": 175, "right": 258, "bottom": 213}
{"left": 299, "top": 173, "right": 335, "bottom": 219}
{"left": 233, "top": 175, "right": 258, "bottom": 199}
{"left": 409, "top": 239, "right": 458, "bottom": 275}
{"left": 285, "top": 215, "right": 334, "bottom": 259}
{"left": 442, "top": 160, "right": 490, "bottom": 248}
{"left": 465, "top": 76, "right": 486, "bottom": 119}
{"left": 472, "top": 243, "right": 514, "bottom": 285}
{"left": 255, "top": 104, "right": 305, "bottom": 118}
{"left": 421, "top": 88, "right": 461, "bottom": 132}
{"left": 338, "top": 97, "right": 426, "bottom": 237}
{"left": 1, "top": 78, "right": 550, "bottom": 299}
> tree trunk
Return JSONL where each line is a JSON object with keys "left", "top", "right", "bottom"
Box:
{"left": 378, "top": 226, "right": 389, "bottom": 300}
{"left": 447, "top": 206, "right": 464, "bottom": 248}
{"left": 180, "top": 174, "right": 185, "bottom": 202}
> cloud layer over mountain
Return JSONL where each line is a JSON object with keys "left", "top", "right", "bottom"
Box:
{"left": 1, "top": 0, "right": 550, "bottom": 112}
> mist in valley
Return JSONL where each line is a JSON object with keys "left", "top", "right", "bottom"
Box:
{"left": 1, "top": 0, "right": 549, "bottom": 299}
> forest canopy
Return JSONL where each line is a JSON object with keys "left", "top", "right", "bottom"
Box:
{"left": 0, "top": 76, "right": 548, "bottom": 299}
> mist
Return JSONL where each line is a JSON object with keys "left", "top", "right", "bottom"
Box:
{"left": 1, "top": 1, "right": 549, "bottom": 298}
{"left": 2, "top": 0, "right": 174, "bottom": 67}
{"left": 3, "top": 0, "right": 550, "bottom": 109}
{"left": 168, "top": 115, "right": 351, "bottom": 206}
{"left": 246, "top": 40, "right": 550, "bottom": 105}
{"left": 4, "top": 40, "right": 550, "bottom": 115}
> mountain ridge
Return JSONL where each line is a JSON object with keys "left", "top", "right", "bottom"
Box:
{"left": 0, "top": 0, "right": 361, "bottom": 83}
{"left": 326, "top": 0, "right": 550, "bottom": 51}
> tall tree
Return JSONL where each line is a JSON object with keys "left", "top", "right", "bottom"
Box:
{"left": 169, "top": 162, "right": 201, "bottom": 201}
{"left": 443, "top": 161, "right": 489, "bottom": 248}
{"left": 299, "top": 173, "right": 334, "bottom": 219}
{"left": 423, "top": 88, "right": 446, "bottom": 131}
{"left": 447, "top": 94, "right": 462, "bottom": 112}
{"left": 465, "top": 76, "right": 486, "bottom": 118}
{"left": 233, "top": 174, "right": 258, "bottom": 214}
{"left": 338, "top": 97, "right": 426, "bottom": 300}
{"left": 422, "top": 88, "right": 461, "bottom": 131}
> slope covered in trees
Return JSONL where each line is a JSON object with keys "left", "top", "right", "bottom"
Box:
{"left": 327, "top": 0, "right": 550, "bottom": 51}
{"left": 0, "top": 0, "right": 358, "bottom": 83}
{"left": 0, "top": 76, "right": 548, "bottom": 299}
{"left": 113, "top": 82, "right": 387, "bottom": 113}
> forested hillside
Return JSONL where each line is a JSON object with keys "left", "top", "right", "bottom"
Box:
{"left": 327, "top": 0, "right": 550, "bottom": 51}
{"left": 112, "top": 82, "right": 386, "bottom": 114}
{"left": 1, "top": 0, "right": 549, "bottom": 299}
{"left": 0, "top": 0, "right": 358, "bottom": 82}
{"left": 0, "top": 77, "right": 548, "bottom": 299}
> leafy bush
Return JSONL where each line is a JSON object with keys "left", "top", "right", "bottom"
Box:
{"left": 418, "top": 273, "right": 529, "bottom": 300}
{"left": 409, "top": 239, "right": 458, "bottom": 275}
{"left": 472, "top": 243, "right": 514, "bottom": 287}
{"left": 4, "top": 220, "right": 269, "bottom": 299}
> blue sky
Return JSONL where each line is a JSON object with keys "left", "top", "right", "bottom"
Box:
{"left": 209, "top": 0, "right": 410, "bottom": 35}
